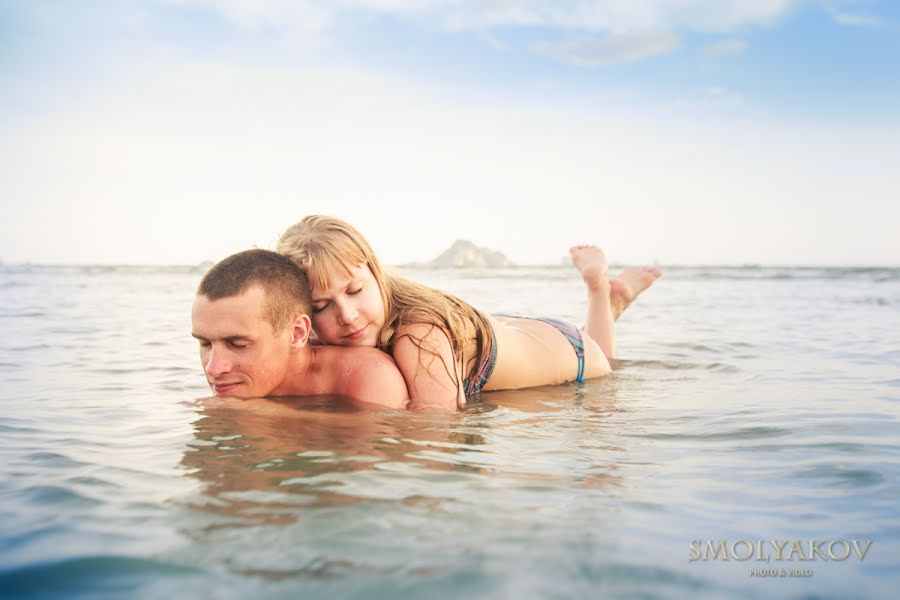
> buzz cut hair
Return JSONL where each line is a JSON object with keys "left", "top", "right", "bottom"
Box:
{"left": 197, "top": 249, "right": 312, "bottom": 331}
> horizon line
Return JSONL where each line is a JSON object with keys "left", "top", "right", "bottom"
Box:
{"left": 2, "top": 261, "right": 899, "bottom": 270}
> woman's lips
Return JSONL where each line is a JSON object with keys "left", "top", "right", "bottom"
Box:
{"left": 344, "top": 325, "right": 368, "bottom": 341}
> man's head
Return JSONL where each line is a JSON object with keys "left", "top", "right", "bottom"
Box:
{"left": 197, "top": 248, "right": 312, "bottom": 331}
{"left": 191, "top": 249, "right": 312, "bottom": 398}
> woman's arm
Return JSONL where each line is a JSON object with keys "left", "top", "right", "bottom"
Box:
{"left": 391, "top": 323, "right": 464, "bottom": 412}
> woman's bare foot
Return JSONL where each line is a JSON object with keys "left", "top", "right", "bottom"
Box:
{"left": 570, "top": 245, "right": 609, "bottom": 292}
{"left": 609, "top": 267, "right": 662, "bottom": 320}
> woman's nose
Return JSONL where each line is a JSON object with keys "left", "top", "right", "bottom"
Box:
{"left": 336, "top": 300, "right": 359, "bottom": 325}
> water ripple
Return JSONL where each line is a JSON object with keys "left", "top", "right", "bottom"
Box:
{"left": 626, "top": 426, "right": 789, "bottom": 441}
{"left": 792, "top": 464, "right": 886, "bottom": 488}
{"left": 618, "top": 358, "right": 740, "bottom": 373}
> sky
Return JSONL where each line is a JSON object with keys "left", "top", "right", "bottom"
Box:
{"left": 1, "top": 0, "right": 899, "bottom": 266}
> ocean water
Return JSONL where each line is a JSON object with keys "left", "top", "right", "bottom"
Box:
{"left": 1, "top": 264, "right": 898, "bottom": 599}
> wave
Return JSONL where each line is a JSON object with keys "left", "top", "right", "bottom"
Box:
{"left": 0, "top": 556, "right": 202, "bottom": 595}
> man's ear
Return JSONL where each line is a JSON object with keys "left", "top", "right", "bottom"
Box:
{"left": 289, "top": 314, "right": 312, "bottom": 350}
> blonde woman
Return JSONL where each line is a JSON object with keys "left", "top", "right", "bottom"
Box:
{"left": 277, "top": 216, "right": 660, "bottom": 411}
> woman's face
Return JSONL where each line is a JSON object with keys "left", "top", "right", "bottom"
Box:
{"left": 309, "top": 263, "right": 385, "bottom": 348}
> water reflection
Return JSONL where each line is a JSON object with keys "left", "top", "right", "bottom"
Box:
{"left": 173, "top": 386, "right": 643, "bottom": 583}
{"left": 181, "top": 396, "right": 492, "bottom": 525}
{"left": 181, "top": 383, "right": 628, "bottom": 527}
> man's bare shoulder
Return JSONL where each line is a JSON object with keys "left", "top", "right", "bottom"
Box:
{"left": 316, "top": 344, "right": 392, "bottom": 367}
{"left": 316, "top": 346, "right": 409, "bottom": 408}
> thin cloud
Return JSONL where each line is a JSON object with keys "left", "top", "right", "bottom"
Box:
{"left": 703, "top": 38, "right": 748, "bottom": 57}
{"left": 159, "top": 0, "right": 335, "bottom": 31}
{"left": 474, "top": 32, "right": 509, "bottom": 51}
{"left": 536, "top": 31, "right": 680, "bottom": 67}
{"left": 703, "top": 85, "right": 744, "bottom": 105}
{"left": 828, "top": 10, "right": 887, "bottom": 29}
{"left": 157, "top": 0, "right": 801, "bottom": 34}
{"left": 662, "top": 85, "right": 745, "bottom": 114}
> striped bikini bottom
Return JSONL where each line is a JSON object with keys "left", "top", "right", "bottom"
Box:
{"left": 526, "top": 316, "right": 586, "bottom": 383}
{"left": 463, "top": 315, "right": 587, "bottom": 398}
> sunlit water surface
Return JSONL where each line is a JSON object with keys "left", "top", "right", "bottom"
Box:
{"left": 1, "top": 264, "right": 898, "bottom": 599}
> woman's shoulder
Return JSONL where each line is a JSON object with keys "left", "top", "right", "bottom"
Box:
{"left": 394, "top": 321, "right": 451, "bottom": 341}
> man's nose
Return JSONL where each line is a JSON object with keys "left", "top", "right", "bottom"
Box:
{"left": 205, "top": 346, "right": 232, "bottom": 377}
{"left": 336, "top": 300, "right": 359, "bottom": 325}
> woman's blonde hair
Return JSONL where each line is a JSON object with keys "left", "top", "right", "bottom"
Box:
{"left": 276, "top": 215, "right": 493, "bottom": 387}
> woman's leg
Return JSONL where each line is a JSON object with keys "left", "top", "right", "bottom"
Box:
{"left": 480, "top": 251, "right": 662, "bottom": 391}
{"left": 571, "top": 245, "right": 616, "bottom": 359}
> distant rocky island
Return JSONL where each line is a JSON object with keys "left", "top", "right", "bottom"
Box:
{"left": 427, "top": 239, "right": 515, "bottom": 268}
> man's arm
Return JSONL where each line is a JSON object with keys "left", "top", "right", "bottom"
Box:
{"left": 344, "top": 350, "right": 410, "bottom": 409}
